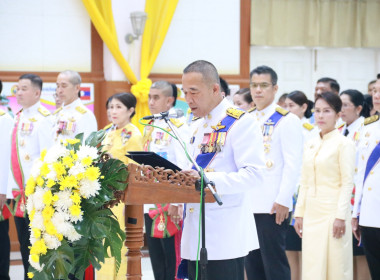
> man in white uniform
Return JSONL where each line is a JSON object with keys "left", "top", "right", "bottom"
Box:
{"left": 143, "top": 80, "right": 190, "bottom": 280}
{"left": 245, "top": 66, "right": 303, "bottom": 280}
{"left": 54, "top": 70, "right": 97, "bottom": 142}
{"left": 174, "top": 60, "right": 265, "bottom": 280}
{"left": 7, "top": 74, "right": 54, "bottom": 280}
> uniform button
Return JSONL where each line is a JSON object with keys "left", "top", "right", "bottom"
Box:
{"left": 189, "top": 208, "right": 194, "bottom": 213}
{"left": 362, "top": 155, "right": 365, "bottom": 160}
{"left": 368, "top": 187, "right": 372, "bottom": 191}
{"left": 355, "top": 168, "right": 358, "bottom": 173}
{"left": 207, "top": 114, "right": 212, "bottom": 120}
{"left": 370, "top": 171, "right": 374, "bottom": 175}
{"left": 203, "top": 123, "right": 208, "bottom": 128}
{"left": 24, "top": 154, "right": 30, "bottom": 161}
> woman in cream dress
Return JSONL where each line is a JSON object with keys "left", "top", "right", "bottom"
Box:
{"left": 97, "top": 92, "right": 143, "bottom": 280}
{"left": 294, "top": 92, "right": 355, "bottom": 280}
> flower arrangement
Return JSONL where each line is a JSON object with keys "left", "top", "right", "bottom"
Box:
{"left": 25, "top": 131, "right": 128, "bottom": 280}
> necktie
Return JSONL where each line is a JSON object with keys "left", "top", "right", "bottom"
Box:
{"left": 344, "top": 128, "right": 349, "bottom": 137}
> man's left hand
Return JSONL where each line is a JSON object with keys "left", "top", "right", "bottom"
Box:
{"left": 270, "top": 202, "right": 289, "bottom": 225}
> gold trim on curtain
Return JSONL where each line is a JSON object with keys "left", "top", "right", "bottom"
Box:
{"left": 250, "top": 0, "right": 380, "bottom": 48}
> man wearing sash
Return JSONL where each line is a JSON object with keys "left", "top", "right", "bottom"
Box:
{"left": 173, "top": 60, "right": 265, "bottom": 280}
{"left": 245, "top": 66, "right": 303, "bottom": 280}
{"left": 352, "top": 75, "right": 380, "bottom": 279}
{"left": 7, "top": 74, "right": 54, "bottom": 280}
{"left": 143, "top": 80, "right": 190, "bottom": 280}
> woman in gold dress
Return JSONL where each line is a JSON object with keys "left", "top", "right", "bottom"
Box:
{"left": 294, "top": 92, "right": 355, "bottom": 280}
{"left": 97, "top": 92, "right": 143, "bottom": 280}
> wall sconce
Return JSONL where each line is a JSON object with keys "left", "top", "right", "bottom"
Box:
{"left": 125, "top": 11, "right": 148, "bottom": 44}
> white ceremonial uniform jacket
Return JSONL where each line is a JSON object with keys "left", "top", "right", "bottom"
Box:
{"left": 250, "top": 102, "right": 303, "bottom": 213}
{"left": 340, "top": 116, "right": 364, "bottom": 144}
{"left": 7, "top": 102, "right": 54, "bottom": 198}
{"left": 53, "top": 98, "right": 97, "bottom": 143}
{"left": 300, "top": 117, "right": 319, "bottom": 143}
{"left": 352, "top": 115, "right": 380, "bottom": 228}
{"left": 143, "top": 115, "right": 191, "bottom": 213}
{"left": 0, "top": 110, "right": 13, "bottom": 195}
{"left": 181, "top": 98, "right": 265, "bottom": 261}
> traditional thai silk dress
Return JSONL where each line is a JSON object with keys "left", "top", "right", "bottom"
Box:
{"left": 294, "top": 129, "right": 355, "bottom": 280}
{"left": 96, "top": 122, "right": 143, "bottom": 280}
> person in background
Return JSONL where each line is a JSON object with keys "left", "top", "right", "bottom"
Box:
{"left": 103, "top": 96, "right": 115, "bottom": 132}
{"left": 97, "top": 92, "right": 143, "bottom": 280}
{"left": 339, "top": 89, "right": 371, "bottom": 280}
{"left": 7, "top": 74, "right": 54, "bottom": 280}
{"left": 246, "top": 66, "right": 303, "bottom": 280}
{"left": 367, "top": 80, "right": 376, "bottom": 96}
{"left": 314, "top": 77, "right": 340, "bottom": 100}
{"left": 54, "top": 70, "right": 97, "bottom": 143}
{"left": 53, "top": 90, "right": 63, "bottom": 110}
{"left": 144, "top": 80, "right": 190, "bottom": 280}
{"left": 294, "top": 92, "right": 355, "bottom": 280}
{"left": 363, "top": 94, "right": 377, "bottom": 116}
{"left": 219, "top": 76, "right": 231, "bottom": 100}
{"left": 352, "top": 75, "right": 380, "bottom": 280}
{"left": 277, "top": 93, "right": 288, "bottom": 108}
{"left": 233, "top": 88, "right": 255, "bottom": 112}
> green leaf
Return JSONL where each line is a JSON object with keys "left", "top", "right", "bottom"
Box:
{"left": 75, "top": 133, "right": 84, "bottom": 144}
{"left": 100, "top": 159, "right": 129, "bottom": 191}
{"left": 85, "top": 130, "right": 106, "bottom": 147}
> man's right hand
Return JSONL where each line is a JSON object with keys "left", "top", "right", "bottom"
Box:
{"left": 0, "top": 194, "right": 6, "bottom": 209}
{"left": 352, "top": 218, "right": 361, "bottom": 241}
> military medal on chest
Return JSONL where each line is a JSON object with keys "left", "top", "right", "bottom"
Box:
{"left": 121, "top": 128, "right": 132, "bottom": 144}
{"left": 20, "top": 121, "right": 34, "bottom": 135}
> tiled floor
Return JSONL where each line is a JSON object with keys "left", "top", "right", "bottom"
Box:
{"left": 10, "top": 251, "right": 155, "bottom": 280}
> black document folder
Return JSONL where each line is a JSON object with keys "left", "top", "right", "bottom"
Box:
{"left": 126, "top": 151, "right": 181, "bottom": 171}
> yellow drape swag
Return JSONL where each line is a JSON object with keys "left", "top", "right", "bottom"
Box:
{"left": 81, "top": 0, "right": 179, "bottom": 132}
{"left": 251, "top": 0, "right": 380, "bottom": 48}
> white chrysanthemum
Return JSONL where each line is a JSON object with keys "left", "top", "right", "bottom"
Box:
{"left": 79, "top": 178, "right": 101, "bottom": 198}
{"left": 30, "top": 211, "right": 45, "bottom": 231}
{"left": 43, "top": 233, "right": 61, "bottom": 250}
{"left": 26, "top": 194, "right": 34, "bottom": 213}
{"left": 29, "top": 255, "right": 44, "bottom": 272}
{"left": 51, "top": 211, "right": 72, "bottom": 235}
{"left": 69, "top": 162, "right": 85, "bottom": 177}
{"left": 30, "top": 235, "right": 37, "bottom": 246}
{"left": 44, "top": 144, "right": 69, "bottom": 164}
{"left": 46, "top": 168, "right": 57, "bottom": 181}
{"left": 30, "top": 159, "right": 43, "bottom": 178}
{"left": 54, "top": 190, "right": 73, "bottom": 211}
{"left": 76, "top": 145, "right": 98, "bottom": 161}
{"left": 33, "top": 188, "right": 46, "bottom": 211}
{"left": 67, "top": 228, "right": 82, "bottom": 242}
{"left": 69, "top": 211, "right": 83, "bottom": 223}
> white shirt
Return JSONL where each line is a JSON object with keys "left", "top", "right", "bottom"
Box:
{"left": 7, "top": 102, "right": 54, "bottom": 198}
{"left": 340, "top": 116, "right": 364, "bottom": 144}
{"left": 250, "top": 102, "right": 303, "bottom": 213}
{"left": 352, "top": 116, "right": 380, "bottom": 228}
{"left": 0, "top": 111, "right": 13, "bottom": 195}
{"left": 181, "top": 98, "right": 265, "bottom": 260}
{"left": 53, "top": 98, "right": 97, "bottom": 143}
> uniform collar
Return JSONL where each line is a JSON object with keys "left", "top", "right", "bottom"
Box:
{"left": 203, "top": 98, "right": 231, "bottom": 122}
{"left": 255, "top": 102, "right": 277, "bottom": 122}
{"left": 22, "top": 101, "right": 41, "bottom": 116}
{"left": 346, "top": 116, "right": 364, "bottom": 132}
{"left": 62, "top": 98, "right": 82, "bottom": 110}
{"left": 320, "top": 128, "right": 339, "bottom": 140}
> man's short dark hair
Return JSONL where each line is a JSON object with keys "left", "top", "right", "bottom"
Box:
{"left": 377, "top": 73, "right": 380, "bottom": 80}
{"left": 219, "top": 77, "right": 230, "bottom": 96}
{"left": 19, "top": 74, "right": 43, "bottom": 91}
{"left": 317, "top": 77, "right": 340, "bottom": 93}
{"left": 151, "top": 80, "right": 177, "bottom": 106}
{"left": 183, "top": 60, "right": 220, "bottom": 87}
{"left": 250, "top": 66, "right": 278, "bottom": 85}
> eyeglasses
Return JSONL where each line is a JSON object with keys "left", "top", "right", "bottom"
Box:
{"left": 249, "top": 82, "right": 273, "bottom": 89}
{"left": 342, "top": 103, "right": 355, "bottom": 109}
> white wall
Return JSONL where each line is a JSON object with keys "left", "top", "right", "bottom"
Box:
{"left": 0, "top": 0, "right": 91, "bottom": 72}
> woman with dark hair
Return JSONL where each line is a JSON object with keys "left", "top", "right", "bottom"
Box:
{"left": 233, "top": 88, "right": 255, "bottom": 111}
{"left": 294, "top": 92, "right": 355, "bottom": 280}
{"left": 97, "top": 92, "right": 143, "bottom": 280}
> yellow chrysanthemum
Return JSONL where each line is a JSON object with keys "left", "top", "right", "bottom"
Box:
{"left": 52, "top": 194, "right": 59, "bottom": 202}
{"left": 27, "top": 272, "right": 34, "bottom": 279}
{"left": 46, "top": 179, "right": 55, "bottom": 188}
{"left": 62, "top": 156, "right": 74, "bottom": 168}
{"left": 30, "top": 239, "right": 47, "bottom": 255}
{"left": 42, "top": 205, "right": 54, "bottom": 220}
{"left": 36, "top": 176, "right": 44, "bottom": 187}
{"left": 45, "top": 221, "right": 57, "bottom": 236}
{"left": 42, "top": 190, "right": 53, "bottom": 206}
{"left": 69, "top": 204, "right": 82, "bottom": 217}
{"left": 31, "top": 254, "right": 39, "bottom": 263}
{"left": 59, "top": 175, "right": 78, "bottom": 190}
{"left": 40, "top": 149, "right": 47, "bottom": 161}
{"left": 25, "top": 177, "right": 36, "bottom": 196}
{"left": 70, "top": 193, "right": 81, "bottom": 205}
{"left": 29, "top": 209, "right": 36, "bottom": 222}
{"left": 32, "top": 228, "right": 41, "bottom": 239}
{"left": 56, "top": 233, "right": 63, "bottom": 241}
{"left": 40, "top": 163, "right": 50, "bottom": 177}
{"left": 66, "top": 138, "right": 80, "bottom": 145}
{"left": 70, "top": 150, "right": 78, "bottom": 161}
{"left": 85, "top": 166, "right": 100, "bottom": 181}
{"left": 53, "top": 162, "right": 66, "bottom": 178}
{"left": 81, "top": 156, "right": 92, "bottom": 166}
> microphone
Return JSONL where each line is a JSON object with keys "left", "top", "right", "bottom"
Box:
{"left": 143, "top": 109, "right": 184, "bottom": 120}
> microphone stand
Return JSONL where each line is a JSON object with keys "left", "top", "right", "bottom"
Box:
{"left": 163, "top": 116, "right": 223, "bottom": 280}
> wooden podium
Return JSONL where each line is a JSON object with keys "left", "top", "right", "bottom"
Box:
{"left": 122, "top": 163, "right": 214, "bottom": 280}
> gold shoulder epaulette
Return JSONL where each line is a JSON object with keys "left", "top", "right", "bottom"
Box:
{"left": 276, "top": 107, "right": 289, "bottom": 116}
{"left": 170, "top": 118, "right": 184, "bottom": 128}
{"left": 0, "top": 109, "right": 5, "bottom": 116}
{"left": 103, "top": 123, "right": 113, "bottom": 130}
{"left": 247, "top": 107, "right": 256, "bottom": 113}
{"left": 226, "top": 107, "right": 245, "bottom": 119}
{"left": 337, "top": 123, "right": 345, "bottom": 129}
{"left": 53, "top": 107, "right": 62, "bottom": 115}
{"left": 38, "top": 107, "right": 51, "bottom": 117}
{"left": 75, "top": 106, "right": 87, "bottom": 114}
{"left": 364, "top": 115, "right": 379, "bottom": 125}
{"left": 303, "top": 122, "right": 314, "bottom": 131}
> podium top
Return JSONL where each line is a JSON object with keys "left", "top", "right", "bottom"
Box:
{"left": 126, "top": 151, "right": 181, "bottom": 171}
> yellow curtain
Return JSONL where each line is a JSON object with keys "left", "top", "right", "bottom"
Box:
{"left": 251, "top": 0, "right": 380, "bottom": 48}
{"left": 81, "top": 0, "right": 179, "bottom": 131}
